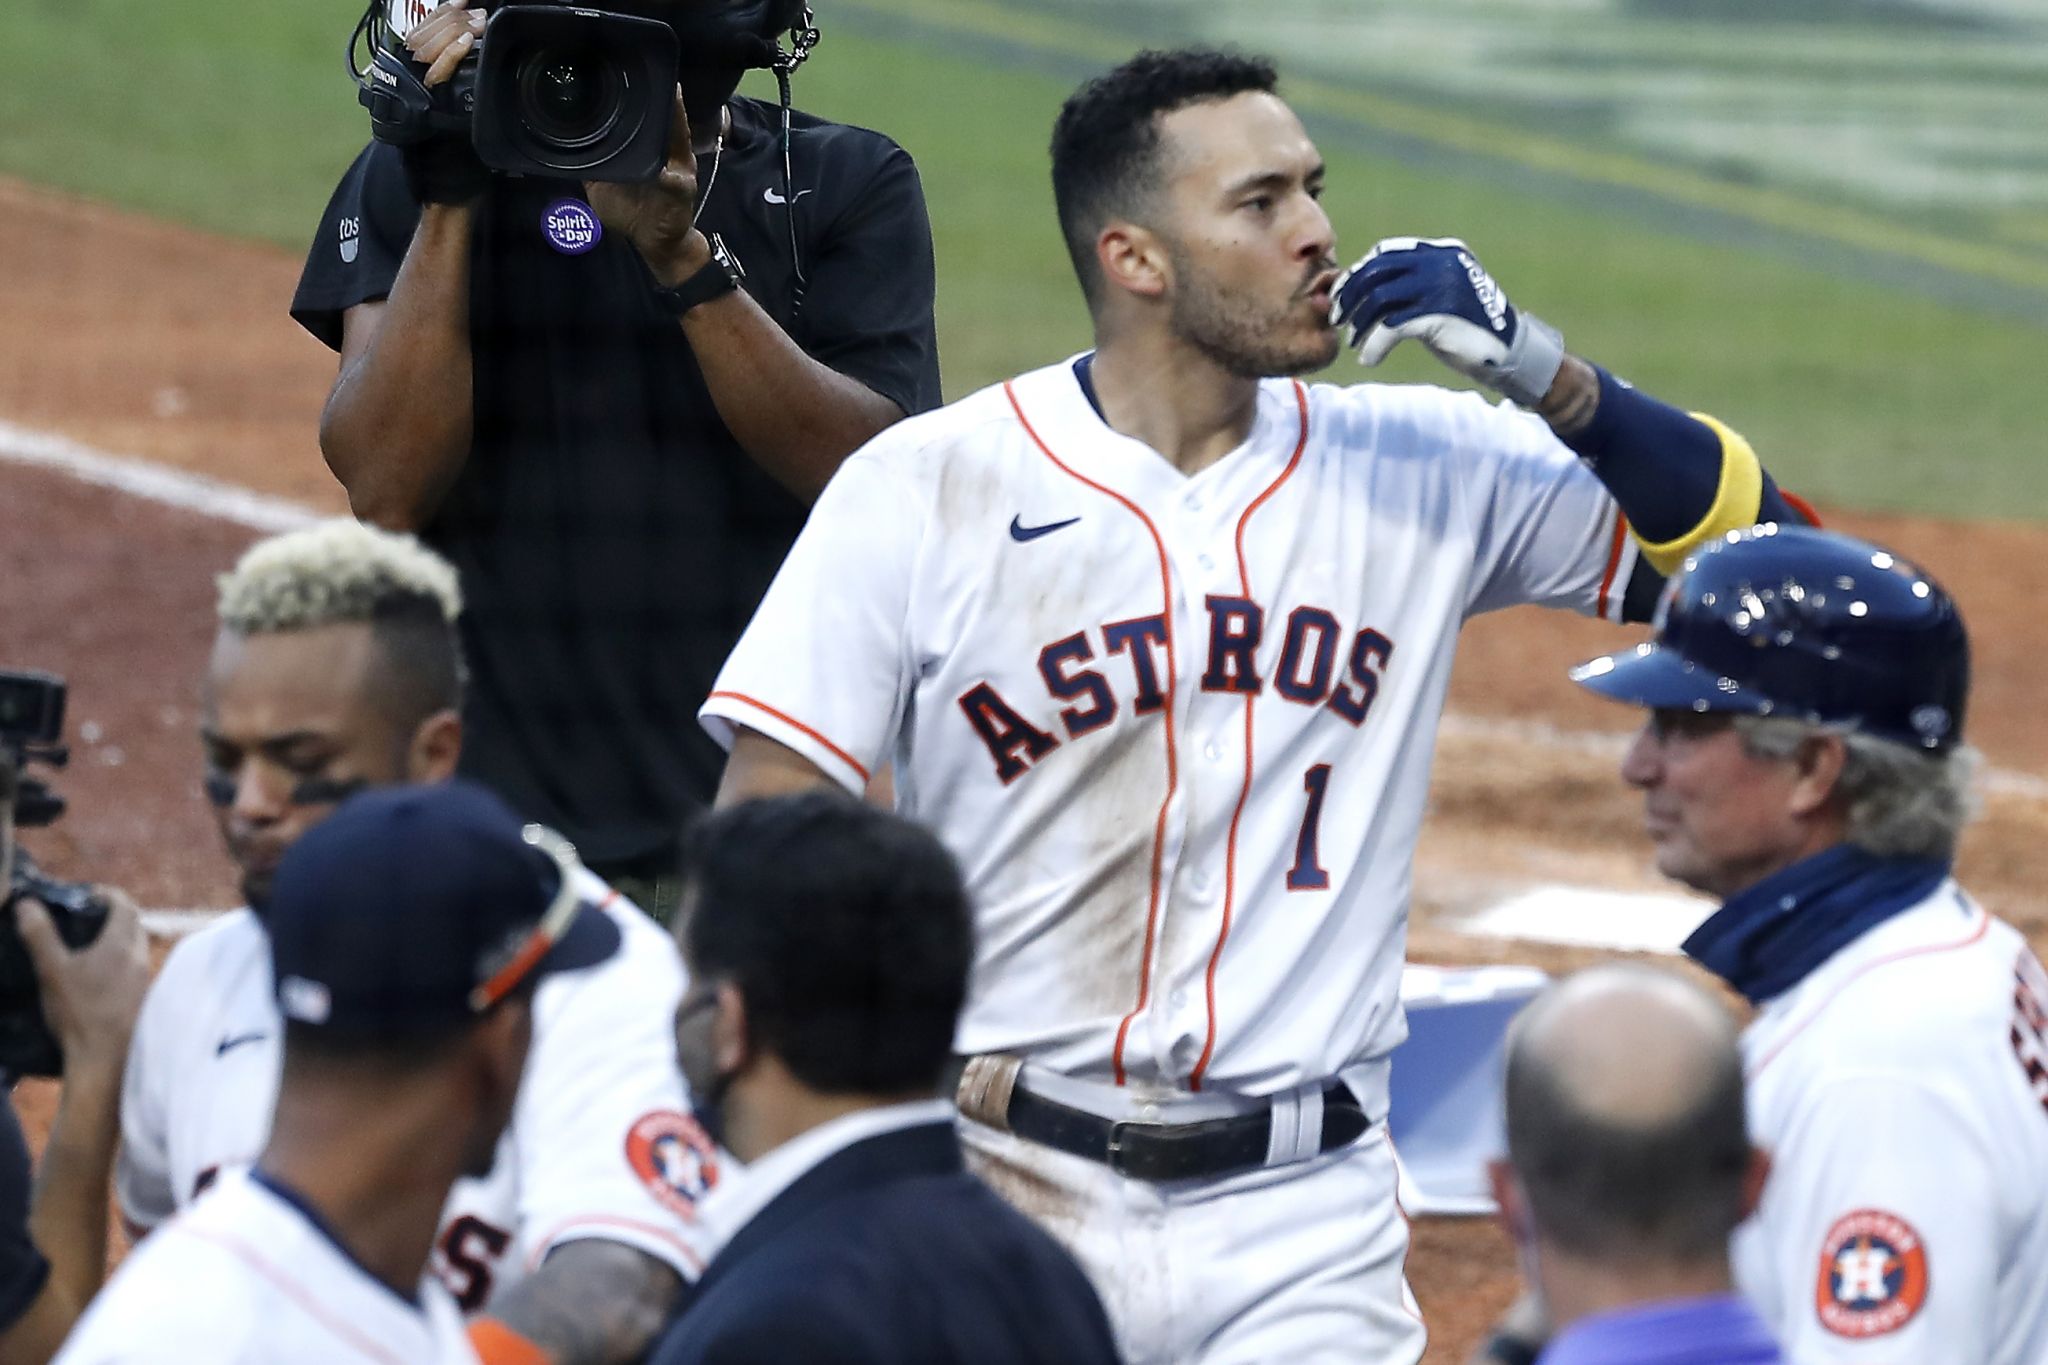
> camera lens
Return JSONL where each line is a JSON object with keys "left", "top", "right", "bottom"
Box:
{"left": 516, "top": 46, "right": 625, "bottom": 150}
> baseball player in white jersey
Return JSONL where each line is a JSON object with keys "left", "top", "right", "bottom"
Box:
{"left": 1571, "top": 524, "right": 2048, "bottom": 1364}
{"left": 67, "top": 779, "right": 609, "bottom": 1364}
{"left": 116, "top": 521, "right": 726, "bottom": 1365}
{"left": 699, "top": 50, "right": 1809, "bottom": 1362}
{"left": 66, "top": 1168, "right": 477, "bottom": 1364}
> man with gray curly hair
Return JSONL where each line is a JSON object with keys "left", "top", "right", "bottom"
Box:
{"left": 1553, "top": 524, "right": 2048, "bottom": 1365}
{"left": 116, "top": 519, "right": 725, "bottom": 1365}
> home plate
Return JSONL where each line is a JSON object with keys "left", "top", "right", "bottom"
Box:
{"left": 1456, "top": 884, "right": 1715, "bottom": 955}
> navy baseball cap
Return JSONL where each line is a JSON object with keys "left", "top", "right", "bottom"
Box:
{"left": 1570, "top": 524, "right": 1969, "bottom": 751}
{"left": 266, "top": 780, "right": 621, "bottom": 1036}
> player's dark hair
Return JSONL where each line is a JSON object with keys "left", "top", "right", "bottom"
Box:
{"left": 278, "top": 979, "right": 534, "bottom": 1076}
{"left": 281, "top": 1015, "right": 471, "bottom": 1074}
{"left": 365, "top": 596, "right": 467, "bottom": 733}
{"left": 680, "top": 793, "right": 972, "bottom": 1095}
{"left": 1050, "top": 48, "right": 1279, "bottom": 308}
{"left": 1504, "top": 1017, "right": 1751, "bottom": 1262}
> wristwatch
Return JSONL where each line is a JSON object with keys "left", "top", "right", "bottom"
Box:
{"left": 652, "top": 233, "right": 743, "bottom": 316}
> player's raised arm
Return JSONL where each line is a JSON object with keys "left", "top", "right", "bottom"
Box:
{"left": 1330, "top": 237, "right": 1814, "bottom": 620}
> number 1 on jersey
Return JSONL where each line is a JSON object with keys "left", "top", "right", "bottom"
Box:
{"left": 1287, "top": 763, "right": 1333, "bottom": 891}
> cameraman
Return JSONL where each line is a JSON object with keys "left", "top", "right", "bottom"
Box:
{"left": 0, "top": 766, "right": 149, "bottom": 1363}
{"left": 291, "top": 0, "right": 941, "bottom": 920}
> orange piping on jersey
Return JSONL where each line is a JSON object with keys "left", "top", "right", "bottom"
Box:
{"left": 1004, "top": 380, "right": 1178, "bottom": 1089}
{"left": 521, "top": 1213, "right": 705, "bottom": 1274}
{"left": 1596, "top": 507, "right": 1628, "bottom": 622}
{"left": 1780, "top": 488, "right": 1822, "bottom": 527}
{"left": 1747, "top": 899, "right": 1989, "bottom": 1079}
{"left": 1188, "top": 381, "right": 1312, "bottom": 1092}
{"left": 706, "top": 691, "right": 871, "bottom": 786}
{"left": 179, "top": 1223, "right": 413, "bottom": 1364}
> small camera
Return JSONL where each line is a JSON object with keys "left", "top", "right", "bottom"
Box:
{"left": 357, "top": 2, "right": 682, "bottom": 183}
{"left": 0, "top": 670, "right": 111, "bottom": 1079}
{"left": 0, "top": 673, "right": 63, "bottom": 749}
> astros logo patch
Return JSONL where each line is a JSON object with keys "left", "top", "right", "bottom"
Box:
{"left": 1814, "top": 1209, "right": 1929, "bottom": 1338}
{"left": 626, "top": 1110, "right": 719, "bottom": 1221}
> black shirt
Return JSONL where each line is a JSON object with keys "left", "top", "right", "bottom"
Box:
{"left": 292, "top": 97, "right": 941, "bottom": 865}
{"left": 0, "top": 1098, "right": 49, "bottom": 1335}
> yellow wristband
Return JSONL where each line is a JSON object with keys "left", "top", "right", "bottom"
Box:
{"left": 1632, "top": 412, "right": 1764, "bottom": 576}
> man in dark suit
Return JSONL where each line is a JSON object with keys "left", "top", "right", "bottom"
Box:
{"left": 649, "top": 794, "right": 1120, "bottom": 1365}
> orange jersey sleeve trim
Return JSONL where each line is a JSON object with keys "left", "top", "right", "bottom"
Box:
{"left": 705, "top": 691, "right": 870, "bottom": 786}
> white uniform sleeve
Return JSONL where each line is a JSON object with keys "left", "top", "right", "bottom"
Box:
{"left": 508, "top": 895, "right": 715, "bottom": 1281}
{"left": 1436, "top": 390, "right": 1633, "bottom": 622}
{"left": 700, "top": 449, "right": 924, "bottom": 790}
{"left": 115, "top": 946, "right": 186, "bottom": 1234}
{"left": 1751, "top": 1075, "right": 1996, "bottom": 1363}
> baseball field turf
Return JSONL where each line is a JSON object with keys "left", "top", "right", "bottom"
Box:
{"left": 1, "top": 0, "right": 2042, "bottom": 516}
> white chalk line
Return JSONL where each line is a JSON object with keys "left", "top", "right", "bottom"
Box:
{"left": 0, "top": 420, "right": 319, "bottom": 534}
{"left": 9, "top": 420, "right": 2044, "bottom": 952}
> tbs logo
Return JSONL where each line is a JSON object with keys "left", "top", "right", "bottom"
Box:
{"left": 338, "top": 216, "right": 360, "bottom": 264}
{"left": 543, "top": 199, "right": 603, "bottom": 256}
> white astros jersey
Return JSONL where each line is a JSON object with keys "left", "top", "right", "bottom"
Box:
{"left": 703, "top": 358, "right": 1636, "bottom": 1096}
{"left": 58, "top": 1169, "right": 478, "bottom": 1364}
{"left": 1734, "top": 882, "right": 2048, "bottom": 1363}
{"left": 117, "top": 871, "right": 726, "bottom": 1309}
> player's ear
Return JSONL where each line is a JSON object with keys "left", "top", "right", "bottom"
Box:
{"left": 407, "top": 708, "right": 464, "bottom": 784}
{"left": 1487, "top": 1159, "right": 1532, "bottom": 1247}
{"left": 1739, "top": 1145, "right": 1772, "bottom": 1222}
{"left": 1098, "top": 221, "right": 1171, "bottom": 303}
{"left": 711, "top": 979, "right": 752, "bottom": 1075}
{"left": 1786, "top": 733, "right": 1847, "bottom": 820}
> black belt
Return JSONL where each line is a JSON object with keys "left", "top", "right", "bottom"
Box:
{"left": 1000, "top": 1081, "right": 1369, "bottom": 1183}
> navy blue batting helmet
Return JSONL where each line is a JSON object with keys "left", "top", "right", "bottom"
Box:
{"left": 1570, "top": 524, "right": 1969, "bottom": 751}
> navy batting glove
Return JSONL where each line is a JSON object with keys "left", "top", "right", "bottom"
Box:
{"left": 1329, "top": 237, "right": 1565, "bottom": 408}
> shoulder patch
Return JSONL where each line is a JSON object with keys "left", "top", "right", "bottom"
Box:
{"left": 1814, "top": 1209, "right": 1929, "bottom": 1338}
{"left": 625, "top": 1110, "right": 720, "bottom": 1221}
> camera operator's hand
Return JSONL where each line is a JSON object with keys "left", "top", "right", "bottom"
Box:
{"left": 400, "top": 0, "right": 491, "bottom": 205}
{"left": 16, "top": 889, "right": 147, "bottom": 1075}
{"left": 409, "top": 0, "right": 486, "bottom": 88}
{"left": 586, "top": 92, "right": 710, "bottom": 286}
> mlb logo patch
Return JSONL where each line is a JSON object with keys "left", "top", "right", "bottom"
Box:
{"left": 1814, "top": 1209, "right": 1929, "bottom": 1338}
{"left": 626, "top": 1110, "right": 720, "bottom": 1221}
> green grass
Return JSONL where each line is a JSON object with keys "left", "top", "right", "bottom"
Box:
{"left": 0, "top": 0, "right": 2039, "bottom": 516}
{"left": 0, "top": 0, "right": 370, "bottom": 245}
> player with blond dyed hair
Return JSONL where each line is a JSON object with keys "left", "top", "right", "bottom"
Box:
{"left": 115, "top": 519, "right": 728, "bottom": 1365}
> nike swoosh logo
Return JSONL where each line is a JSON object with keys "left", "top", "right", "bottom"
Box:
{"left": 215, "top": 1031, "right": 269, "bottom": 1058}
{"left": 1009, "top": 515, "right": 1080, "bottom": 542}
{"left": 763, "top": 187, "right": 813, "bottom": 205}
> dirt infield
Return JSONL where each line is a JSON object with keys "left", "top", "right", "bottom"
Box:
{"left": 5, "top": 177, "right": 2046, "bottom": 1359}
